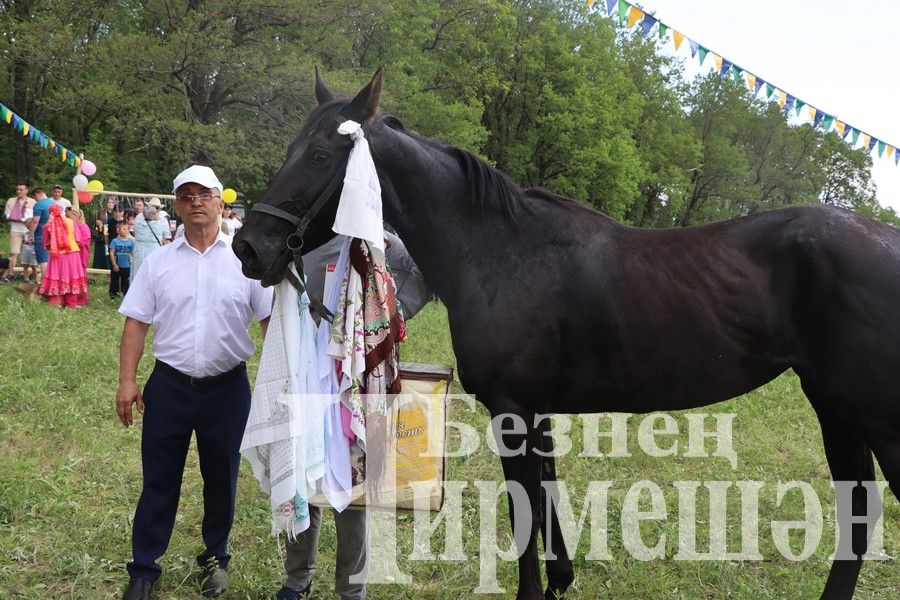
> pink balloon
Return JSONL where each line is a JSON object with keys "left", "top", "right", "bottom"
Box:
{"left": 81, "top": 159, "right": 97, "bottom": 176}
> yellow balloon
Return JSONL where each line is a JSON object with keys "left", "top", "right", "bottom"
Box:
{"left": 222, "top": 188, "right": 237, "bottom": 204}
{"left": 86, "top": 179, "right": 104, "bottom": 192}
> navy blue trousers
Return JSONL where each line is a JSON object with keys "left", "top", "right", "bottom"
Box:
{"left": 127, "top": 362, "right": 250, "bottom": 582}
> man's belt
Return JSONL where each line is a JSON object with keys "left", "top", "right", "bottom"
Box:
{"left": 155, "top": 360, "right": 246, "bottom": 388}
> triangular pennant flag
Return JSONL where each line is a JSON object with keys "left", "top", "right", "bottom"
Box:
{"left": 607, "top": 0, "right": 617, "bottom": 15}
{"left": 698, "top": 46, "right": 709, "bottom": 64}
{"left": 842, "top": 125, "right": 852, "bottom": 141}
{"left": 626, "top": 6, "right": 644, "bottom": 29}
{"left": 867, "top": 136, "right": 877, "bottom": 153}
{"left": 808, "top": 105, "right": 817, "bottom": 121}
{"left": 821, "top": 115, "right": 834, "bottom": 132}
{"left": 895, "top": 151, "right": 900, "bottom": 166}
{"left": 4, "top": 108, "right": 11, "bottom": 124}
{"left": 50, "top": 139, "right": 56, "bottom": 150}
{"left": 658, "top": 23, "right": 668, "bottom": 40}
{"left": 813, "top": 110, "right": 824, "bottom": 129}
{"left": 714, "top": 55, "right": 724, "bottom": 75}
{"left": 784, "top": 94, "right": 796, "bottom": 114}
{"left": 731, "top": 67, "right": 743, "bottom": 83}
{"left": 618, "top": 0, "right": 629, "bottom": 24}
{"left": 834, "top": 121, "right": 845, "bottom": 137}
{"left": 765, "top": 83, "right": 775, "bottom": 99}
{"left": 641, "top": 15, "right": 657, "bottom": 38}
{"left": 745, "top": 73, "right": 756, "bottom": 93}
{"left": 689, "top": 39, "right": 699, "bottom": 58}
{"left": 754, "top": 78, "right": 765, "bottom": 96}
{"left": 61, "top": 148, "right": 68, "bottom": 161}
{"left": 673, "top": 30, "right": 685, "bottom": 50}
{"left": 0, "top": 106, "right": 7, "bottom": 122}
{"left": 12, "top": 115, "right": 20, "bottom": 130}
{"left": 877, "top": 140, "right": 886, "bottom": 157}
{"left": 851, "top": 129, "right": 860, "bottom": 145}
{"left": 22, "top": 122, "right": 30, "bottom": 136}
{"left": 888, "top": 146, "right": 895, "bottom": 159}
{"left": 588, "top": 0, "right": 595, "bottom": 6}
{"left": 777, "top": 90, "right": 787, "bottom": 108}
{"left": 795, "top": 100, "right": 806, "bottom": 117}
{"left": 68, "top": 155, "right": 76, "bottom": 166}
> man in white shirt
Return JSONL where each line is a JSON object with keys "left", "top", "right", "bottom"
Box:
{"left": 50, "top": 184, "right": 71, "bottom": 211}
{"left": 116, "top": 165, "right": 273, "bottom": 600}
{"left": 3, "top": 183, "right": 35, "bottom": 281}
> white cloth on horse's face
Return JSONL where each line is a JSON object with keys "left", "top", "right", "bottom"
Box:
{"left": 332, "top": 119, "right": 385, "bottom": 261}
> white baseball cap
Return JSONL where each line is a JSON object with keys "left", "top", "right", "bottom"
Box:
{"left": 172, "top": 165, "right": 223, "bottom": 195}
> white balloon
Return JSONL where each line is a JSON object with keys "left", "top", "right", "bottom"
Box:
{"left": 72, "top": 174, "right": 88, "bottom": 189}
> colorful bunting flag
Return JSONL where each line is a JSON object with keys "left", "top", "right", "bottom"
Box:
{"left": 784, "top": 94, "right": 795, "bottom": 114}
{"left": 834, "top": 121, "right": 846, "bottom": 137}
{"left": 896, "top": 152, "right": 900, "bottom": 166}
{"left": 745, "top": 73, "right": 756, "bottom": 94}
{"left": 731, "top": 66, "right": 743, "bottom": 84}
{"left": 0, "top": 103, "right": 83, "bottom": 169}
{"left": 606, "top": 0, "right": 617, "bottom": 16}
{"left": 618, "top": 0, "right": 629, "bottom": 24}
{"left": 852, "top": 129, "right": 861, "bottom": 145}
{"left": 867, "top": 136, "right": 877, "bottom": 153}
{"left": 777, "top": 90, "right": 787, "bottom": 108}
{"left": 698, "top": 46, "right": 709, "bottom": 64}
{"left": 689, "top": 39, "right": 699, "bottom": 57}
{"left": 795, "top": 100, "right": 806, "bottom": 117}
{"left": 626, "top": 6, "right": 644, "bottom": 29}
{"left": 719, "top": 58, "right": 732, "bottom": 78}
{"left": 754, "top": 78, "right": 765, "bottom": 96}
{"left": 765, "top": 83, "right": 775, "bottom": 99}
{"left": 808, "top": 105, "right": 817, "bottom": 121}
{"left": 658, "top": 23, "right": 668, "bottom": 40}
{"left": 813, "top": 110, "right": 824, "bottom": 129}
{"left": 641, "top": 15, "right": 657, "bottom": 38}
{"left": 888, "top": 146, "right": 895, "bottom": 159}
{"left": 821, "top": 114, "right": 834, "bottom": 132}
{"left": 877, "top": 140, "right": 886, "bottom": 157}
{"left": 673, "top": 30, "right": 685, "bottom": 50}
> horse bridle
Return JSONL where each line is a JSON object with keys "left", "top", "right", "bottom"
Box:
{"left": 250, "top": 119, "right": 351, "bottom": 322}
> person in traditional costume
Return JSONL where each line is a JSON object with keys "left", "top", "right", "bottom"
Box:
{"left": 39, "top": 204, "right": 88, "bottom": 307}
{"left": 70, "top": 207, "right": 92, "bottom": 306}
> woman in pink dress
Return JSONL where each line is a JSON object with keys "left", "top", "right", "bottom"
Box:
{"left": 70, "top": 207, "right": 92, "bottom": 306}
{"left": 39, "top": 204, "right": 88, "bottom": 308}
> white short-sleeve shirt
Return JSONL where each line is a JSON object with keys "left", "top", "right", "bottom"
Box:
{"left": 119, "top": 231, "right": 273, "bottom": 378}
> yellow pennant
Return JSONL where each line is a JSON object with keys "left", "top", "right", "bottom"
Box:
{"left": 888, "top": 146, "right": 896, "bottom": 158}
{"left": 745, "top": 73, "right": 756, "bottom": 93}
{"left": 713, "top": 54, "right": 722, "bottom": 72}
{"left": 860, "top": 133, "right": 870, "bottom": 148}
{"left": 673, "top": 30, "right": 685, "bottom": 50}
{"left": 4, "top": 111, "right": 11, "bottom": 124}
{"left": 22, "top": 122, "right": 30, "bottom": 136}
{"left": 777, "top": 90, "right": 787, "bottom": 107}
{"left": 75, "top": 157, "right": 81, "bottom": 167}
{"left": 808, "top": 105, "right": 817, "bottom": 121}
{"left": 587, "top": 0, "right": 595, "bottom": 5}
{"left": 49, "top": 140, "right": 55, "bottom": 149}
{"left": 627, "top": 7, "right": 644, "bottom": 29}
{"left": 62, "top": 148, "right": 67, "bottom": 161}
{"left": 834, "top": 121, "right": 845, "bottom": 137}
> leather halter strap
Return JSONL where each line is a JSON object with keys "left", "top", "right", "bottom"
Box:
{"left": 250, "top": 124, "right": 351, "bottom": 322}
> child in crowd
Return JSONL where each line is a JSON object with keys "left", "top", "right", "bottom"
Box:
{"left": 109, "top": 221, "right": 134, "bottom": 299}
{"left": 18, "top": 229, "right": 39, "bottom": 284}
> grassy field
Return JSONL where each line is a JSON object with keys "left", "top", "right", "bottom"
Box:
{"left": 0, "top": 274, "right": 897, "bottom": 599}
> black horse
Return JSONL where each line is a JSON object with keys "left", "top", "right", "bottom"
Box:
{"left": 233, "top": 69, "right": 899, "bottom": 600}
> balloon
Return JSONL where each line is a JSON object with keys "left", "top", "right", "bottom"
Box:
{"left": 222, "top": 188, "right": 237, "bottom": 204}
{"left": 81, "top": 159, "right": 97, "bottom": 176}
{"left": 86, "top": 179, "right": 104, "bottom": 192}
{"left": 72, "top": 174, "right": 88, "bottom": 189}
{"left": 77, "top": 191, "right": 93, "bottom": 204}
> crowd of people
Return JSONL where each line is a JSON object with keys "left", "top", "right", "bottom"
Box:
{"left": 2, "top": 183, "right": 244, "bottom": 305}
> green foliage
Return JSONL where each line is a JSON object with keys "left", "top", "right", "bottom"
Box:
{"left": 1, "top": 0, "right": 896, "bottom": 226}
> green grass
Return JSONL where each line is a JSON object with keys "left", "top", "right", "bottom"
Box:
{"left": 0, "top": 279, "right": 896, "bottom": 599}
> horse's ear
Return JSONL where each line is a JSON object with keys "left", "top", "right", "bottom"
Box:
{"left": 346, "top": 67, "right": 383, "bottom": 123}
{"left": 315, "top": 66, "right": 335, "bottom": 105}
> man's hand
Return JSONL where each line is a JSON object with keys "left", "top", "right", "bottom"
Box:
{"left": 116, "top": 380, "right": 144, "bottom": 427}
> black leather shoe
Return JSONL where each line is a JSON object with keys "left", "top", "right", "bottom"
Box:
{"left": 122, "top": 577, "right": 154, "bottom": 600}
{"left": 200, "top": 558, "right": 229, "bottom": 597}
{"left": 274, "top": 582, "right": 311, "bottom": 599}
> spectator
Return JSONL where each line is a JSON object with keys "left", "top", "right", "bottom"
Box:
{"left": 221, "top": 207, "right": 242, "bottom": 236}
{"left": 3, "top": 183, "right": 35, "bottom": 282}
{"left": 51, "top": 184, "right": 71, "bottom": 211}
{"left": 131, "top": 205, "right": 168, "bottom": 276}
{"left": 70, "top": 207, "right": 92, "bottom": 306}
{"left": 109, "top": 221, "right": 134, "bottom": 299}
{"left": 32, "top": 188, "right": 55, "bottom": 282}
{"left": 18, "top": 226, "right": 39, "bottom": 284}
{"left": 115, "top": 164, "right": 272, "bottom": 600}
{"left": 38, "top": 204, "right": 87, "bottom": 308}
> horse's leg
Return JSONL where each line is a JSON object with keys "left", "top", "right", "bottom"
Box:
{"left": 803, "top": 384, "right": 880, "bottom": 600}
{"left": 490, "top": 402, "right": 545, "bottom": 600}
{"left": 537, "top": 418, "right": 574, "bottom": 599}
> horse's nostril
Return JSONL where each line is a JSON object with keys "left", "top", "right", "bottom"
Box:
{"left": 233, "top": 239, "right": 259, "bottom": 269}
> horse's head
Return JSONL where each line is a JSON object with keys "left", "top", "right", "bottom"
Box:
{"left": 233, "top": 67, "right": 383, "bottom": 286}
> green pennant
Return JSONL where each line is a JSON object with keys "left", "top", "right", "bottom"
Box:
{"left": 658, "top": 23, "right": 668, "bottom": 39}
{"left": 822, "top": 115, "right": 834, "bottom": 132}
{"left": 851, "top": 129, "right": 860, "bottom": 145}
{"left": 731, "top": 67, "right": 743, "bottom": 83}
{"left": 795, "top": 100, "right": 806, "bottom": 116}
{"left": 766, "top": 84, "right": 775, "bottom": 99}
{"left": 698, "top": 46, "right": 709, "bottom": 64}
{"left": 618, "top": 0, "right": 629, "bottom": 24}
{"left": 0, "top": 106, "right": 7, "bottom": 122}
{"left": 877, "top": 140, "right": 886, "bottom": 157}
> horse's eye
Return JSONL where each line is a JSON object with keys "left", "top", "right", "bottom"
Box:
{"left": 310, "top": 150, "right": 330, "bottom": 166}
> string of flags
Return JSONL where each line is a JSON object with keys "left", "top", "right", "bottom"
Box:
{"left": 0, "top": 102, "right": 83, "bottom": 168}
{"left": 587, "top": 0, "right": 900, "bottom": 166}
